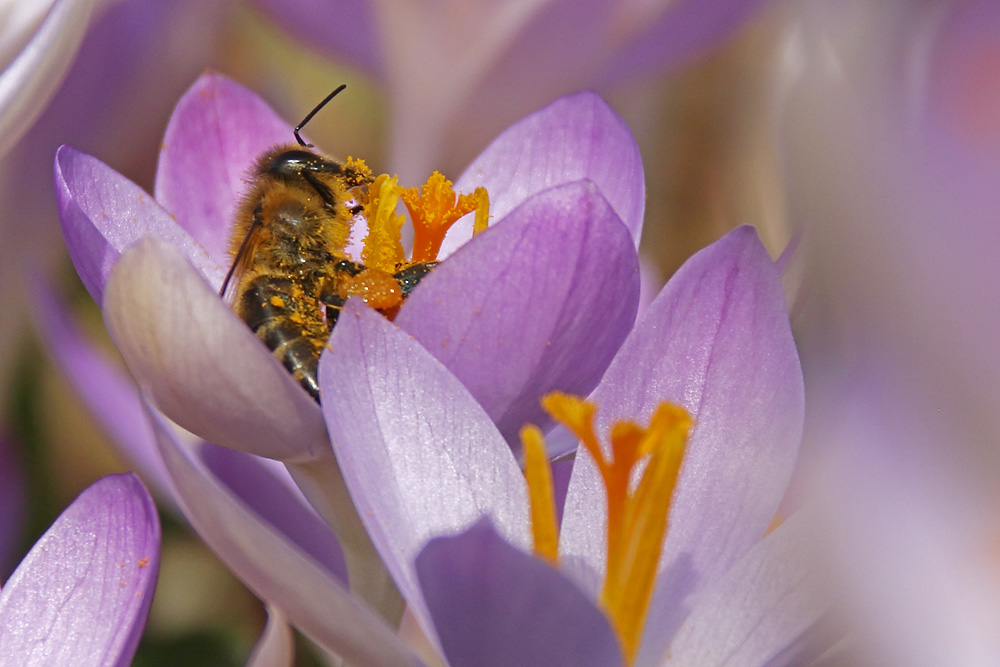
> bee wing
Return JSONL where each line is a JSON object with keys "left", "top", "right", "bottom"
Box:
{"left": 220, "top": 205, "right": 264, "bottom": 302}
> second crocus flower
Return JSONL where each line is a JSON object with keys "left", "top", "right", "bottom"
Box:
{"left": 318, "top": 226, "right": 821, "bottom": 665}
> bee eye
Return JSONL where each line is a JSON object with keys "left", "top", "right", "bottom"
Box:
{"left": 269, "top": 150, "right": 342, "bottom": 177}
{"left": 269, "top": 150, "right": 316, "bottom": 175}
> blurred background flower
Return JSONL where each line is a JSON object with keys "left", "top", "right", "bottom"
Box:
{"left": 251, "top": 0, "right": 775, "bottom": 181}
{"left": 0, "top": 432, "right": 26, "bottom": 581}
{"left": 0, "top": 0, "right": 95, "bottom": 160}
{"left": 780, "top": 0, "right": 1000, "bottom": 663}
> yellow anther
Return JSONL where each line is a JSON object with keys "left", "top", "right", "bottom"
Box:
{"left": 535, "top": 393, "right": 693, "bottom": 665}
{"left": 472, "top": 187, "right": 490, "bottom": 235}
{"left": 401, "top": 172, "right": 488, "bottom": 263}
{"left": 521, "top": 424, "right": 559, "bottom": 565}
{"left": 362, "top": 173, "right": 405, "bottom": 272}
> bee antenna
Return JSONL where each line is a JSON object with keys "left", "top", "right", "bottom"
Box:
{"left": 294, "top": 84, "right": 347, "bottom": 148}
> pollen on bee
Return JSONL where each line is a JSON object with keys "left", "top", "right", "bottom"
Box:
{"left": 269, "top": 295, "right": 285, "bottom": 307}
{"left": 344, "top": 156, "right": 373, "bottom": 186}
{"left": 342, "top": 267, "right": 403, "bottom": 311}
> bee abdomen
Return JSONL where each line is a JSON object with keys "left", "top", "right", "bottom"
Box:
{"left": 238, "top": 275, "right": 327, "bottom": 401}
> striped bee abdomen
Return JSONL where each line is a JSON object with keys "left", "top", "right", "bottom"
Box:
{"left": 237, "top": 274, "right": 329, "bottom": 400}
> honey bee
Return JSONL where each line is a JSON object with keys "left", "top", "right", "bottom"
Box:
{"left": 221, "top": 86, "right": 436, "bottom": 401}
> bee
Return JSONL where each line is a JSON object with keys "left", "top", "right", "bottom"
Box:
{"left": 221, "top": 86, "right": 436, "bottom": 401}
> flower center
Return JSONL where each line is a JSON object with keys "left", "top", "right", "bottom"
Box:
{"left": 521, "top": 393, "right": 692, "bottom": 665}
{"left": 338, "top": 159, "right": 490, "bottom": 312}
{"left": 360, "top": 161, "right": 489, "bottom": 271}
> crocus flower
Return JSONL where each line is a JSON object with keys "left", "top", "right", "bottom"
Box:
{"left": 56, "top": 70, "right": 643, "bottom": 459}
{"left": 0, "top": 473, "right": 159, "bottom": 666}
{"left": 50, "top": 65, "right": 822, "bottom": 662}
{"left": 251, "top": 0, "right": 775, "bottom": 178}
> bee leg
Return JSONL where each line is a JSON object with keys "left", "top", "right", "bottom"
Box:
{"left": 321, "top": 293, "right": 345, "bottom": 331}
{"left": 317, "top": 258, "right": 365, "bottom": 329}
{"left": 333, "top": 259, "right": 364, "bottom": 276}
{"left": 393, "top": 262, "right": 438, "bottom": 297}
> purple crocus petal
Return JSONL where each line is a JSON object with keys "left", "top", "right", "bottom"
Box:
{"left": 321, "top": 300, "right": 531, "bottom": 639}
{"left": 102, "top": 237, "right": 327, "bottom": 461}
{"left": 560, "top": 226, "right": 804, "bottom": 651}
{"left": 544, "top": 425, "right": 581, "bottom": 462}
{"left": 416, "top": 519, "right": 622, "bottom": 667}
{"left": 146, "top": 407, "right": 419, "bottom": 665}
{"left": 0, "top": 474, "right": 159, "bottom": 666}
{"left": 665, "top": 511, "right": 824, "bottom": 666}
{"left": 0, "top": 0, "right": 96, "bottom": 158}
{"left": 33, "top": 280, "right": 175, "bottom": 506}
{"left": 448, "top": 90, "right": 645, "bottom": 253}
{"left": 247, "top": 605, "right": 294, "bottom": 667}
{"left": 600, "top": 0, "right": 771, "bottom": 83}
{"left": 200, "top": 443, "right": 346, "bottom": 584}
{"left": 155, "top": 72, "right": 292, "bottom": 266}
{"left": 397, "top": 181, "right": 639, "bottom": 447}
{"left": 250, "top": 0, "right": 383, "bottom": 76}
{"left": 54, "top": 145, "right": 222, "bottom": 303}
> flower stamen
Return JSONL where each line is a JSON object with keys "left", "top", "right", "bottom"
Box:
{"left": 530, "top": 392, "right": 692, "bottom": 665}
{"left": 521, "top": 424, "right": 559, "bottom": 565}
{"left": 361, "top": 173, "right": 406, "bottom": 273}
